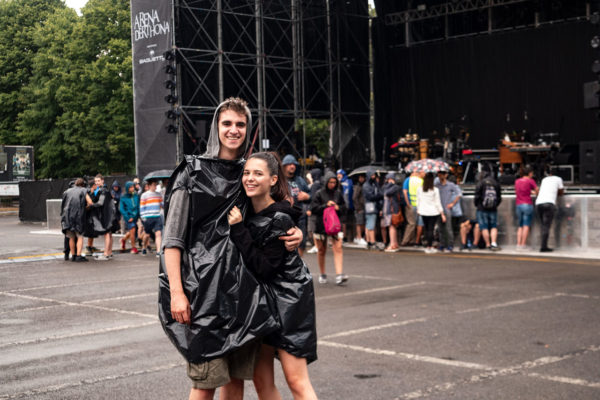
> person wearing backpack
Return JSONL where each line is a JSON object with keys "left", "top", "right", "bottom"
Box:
{"left": 310, "top": 171, "right": 348, "bottom": 285}
{"left": 474, "top": 170, "right": 502, "bottom": 251}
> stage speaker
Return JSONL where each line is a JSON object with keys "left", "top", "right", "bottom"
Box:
{"left": 579, "top": 141, "right": 600, "bottom": 184}
{"left": 550, "top": 165, "right": 574, "bottom": 184}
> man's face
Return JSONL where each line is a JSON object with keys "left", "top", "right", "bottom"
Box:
{"left": 218, "top": 109, "right": 247, "bottom": 158}
{"left": 438, "top": 172, "right": 447, "bottom": 181}
{"left": 284, "top": 163, "right": 296, "bottom": 178}
{"left": 94, "top": 177, "right": 103, "bottom": 187}
{"left": 133, "top": 179, "right": 140, "bottom": 189}
{"left": 358, "top": 175, "right": 365, "bottom": 183}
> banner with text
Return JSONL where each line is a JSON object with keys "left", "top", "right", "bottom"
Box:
{"left": 130, "top": 0, "right": 176, "bottom": 179}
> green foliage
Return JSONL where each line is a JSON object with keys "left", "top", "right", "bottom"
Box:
{"left": 296, "top": 119, "right": 331, "bottom": 158}
{"left": 1, "top": 0, "right": 134, "bottom": 178}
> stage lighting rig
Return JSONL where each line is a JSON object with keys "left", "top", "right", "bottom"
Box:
{"left": 165, "top": 94, "right": 178, "bottom": 104}
{"left": 163, "top": 49, "right": 176, "bottom": 61}
{"left": 165, "top": 64, "right": 176, "bottom": 75}
{"left": 165, "top": 79, "right": 176, "bottom": 90}
{"left": 166, "top": 108, "right": 181, "bottom": 120}
{"left": 167, "top": 124, "right": 178, "bottom": 134}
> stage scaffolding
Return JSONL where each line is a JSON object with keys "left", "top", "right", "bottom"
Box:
{"left": 168, "top": 0, "right": 372, "bottom": 169}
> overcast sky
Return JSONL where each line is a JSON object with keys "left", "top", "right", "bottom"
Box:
{"left": 65, "top": 0, "right": 88, "bottom": 14}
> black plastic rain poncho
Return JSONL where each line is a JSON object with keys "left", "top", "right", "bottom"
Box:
{"left": 88, "top": 186, "right": 115, "bottom": 235}
{"left": 158, "top": 100, "right": 279, "bottom": 363}
{"left": 230, "top": 201, "right": 317, "bottom": 363}
{"left": 61, "top": 186, "right": 87, "bottom": 234}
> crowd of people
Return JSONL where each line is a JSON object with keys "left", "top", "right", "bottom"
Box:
{"left": 287, "top": 162, "right": 565, "bottom": 257}
{"left": 60, "top": 174, "right": 165, "bottom": 262}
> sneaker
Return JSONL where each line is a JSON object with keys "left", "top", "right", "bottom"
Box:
{"left": 142, "top": 248, "right": 147, "bottom": 255}
{"left": 74, "top": 255, "right": 88, "bottom": 262}
{"left": 438, "top": 246, "right": 445, "bottom": 252}
{"left": 120, "top": 238, "right": 126, "bottom": 250}
{"left": 357, "top": 238, "right": 368, "bottom": 246}
{"left": 156, "top": 251, "right": 162, "bottom": 258}
{"left": 490, "top": 244, "right": 501, "bottom": 251}
{"left": 95, "top": 254, "right": 110, "bottom": 261}
{"left": 335, "top": 274, "right": 348, "bottom": 285}
{"left": 430, "top": 248, "right": 438, "bottom": 253}
{"left": 318, "top": 274, "right": 327, "bottom": 284}
{"left": 307, "top": 246, "right": 318, "bottom": 254}
{"left": 460, "top": 244, "right": 468, "bottom": 251}
{"left": 540, "top": 247, "right": 553, "bottom": 252}
{"left": 64, "top": 251, "right": 70, "bottom": 261}
{"left": 353, "top": 237, "right": 360, "bottom": 245}
{"left": 130, "top": 247, "right": 139, "bottom": 254}
{"left": 86, "top": 246, "right": 94, "bottom": 255}
{"left": 446, "top": 246, "right": 453, "bottom": 253}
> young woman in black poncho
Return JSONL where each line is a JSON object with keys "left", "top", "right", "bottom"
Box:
{"left": 228, "top": 152, "right": 318, "bottom": 400}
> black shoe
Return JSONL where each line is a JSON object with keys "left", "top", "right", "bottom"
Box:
{"left": 74, "top": 255, "right": 89, "bottom": 262}
{"left": 64, "top": 251, "right": 70, "bottom": 261}
{"left": 540, "top": 247, "right": 553, "bottom": 252}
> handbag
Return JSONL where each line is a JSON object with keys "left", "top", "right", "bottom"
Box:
{"left": 323, "top": 206, "right": 341, "bottom": 236}
{"left": 365, "top": 201, "right": 376, "bottom": 214}
{"left": 391, "top": 192, "right": 404, "bottom": 226}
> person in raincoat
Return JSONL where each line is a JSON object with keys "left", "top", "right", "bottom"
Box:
{"left": 160, "top": 97, "right": 303, "bottom": 400}
{"left": 60, "top": 178, "right": 89, "bottom": 262}
{"left": 310, "top": 170, "right": 348, "bottom": 285}
{"left": 228, "top": 152, "right": 317, "bottom": 400}
{"left": 87, "top": 174, "right": 116, "bottom": 260}
{"left": 119, "top": 181, "right": 140, "bottom": 254}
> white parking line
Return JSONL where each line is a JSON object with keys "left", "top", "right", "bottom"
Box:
{"left": 319, "top": 340, "right": 494, "bottom": 371}
{"left": 81, "top": 292, "right": 156, "bottom": 304}
{"left": 527, "top": 373, "right": 600, "bottom": 388}
{"left": 456, "top": 294, "right": 558, "bottom": 314}
{"left": 0, "top": 321, "right": 159, "bottom": 349}
{"left": 397, "top": 345, "right": 600, "bottom": 399}
{"left": 0, "top": 304, "right": 67, "bottom": 315}
{"left": 321, "top": 317, "right": 429, "bottom": 340}
{"left": 0, "top": 291, "right": 157, "bottom": 320}
{"left": 6, "top": 275, "right": 154, "bottom": 293}
{"left": 0, "top": 360, "right": 183, "bottom": 399}
{"left": 318, "top": 281, "right": 427, "bottom": 300}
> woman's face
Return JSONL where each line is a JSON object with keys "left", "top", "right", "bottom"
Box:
{"left": 218, "top": 109, "right": 247, "bottom": 157}
{"left": 242, "top": 158, "right": 277, "bottom": 198}
{"left": 327, "top": 178, "right": 337, "bottom": 190}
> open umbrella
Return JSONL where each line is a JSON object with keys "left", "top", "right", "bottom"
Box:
{"left": 348, "top": 165, "right": 396, "bottom": 177}
{"left": 143, "top": 169, "right": 173, "bottom": 183}
{"left": 404, "top": 159, "right": 449, "bottom": 173}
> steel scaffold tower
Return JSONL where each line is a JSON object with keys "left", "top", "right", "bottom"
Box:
{"left": 168, "top": 0, "right": 371, "bottom": 169}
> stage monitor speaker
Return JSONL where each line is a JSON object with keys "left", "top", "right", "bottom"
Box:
{"left": 550, "top": 165, "right": 574, "bottom": 184}
{"left": 579, "top": 140, "right": 600, "bottom": 184}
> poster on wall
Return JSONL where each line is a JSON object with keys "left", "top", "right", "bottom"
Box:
{"left": 0, "top": 145, "right": 34, "bottom": 182}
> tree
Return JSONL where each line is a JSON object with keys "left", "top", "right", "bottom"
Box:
{"left": 0, "top": 0, "right": 64, "bottom": 145}
{"left": 17, "top": 0, "right": 134, "bottom": 178}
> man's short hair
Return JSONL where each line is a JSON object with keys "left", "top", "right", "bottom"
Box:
{"left": 75, "top": 178, "right": 85, "bottom": 187}
{"left": 95, "top": 173, "right": 104, "bottom": 180}
{"left": 218, "top": 97, "right": 248, "bottom": 121}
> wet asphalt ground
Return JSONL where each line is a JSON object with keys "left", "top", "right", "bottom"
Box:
{"left": 1, "top": 214, "right": 600, "bottom": 399}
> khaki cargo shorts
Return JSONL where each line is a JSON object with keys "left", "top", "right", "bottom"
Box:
{"left": 187, "top": 340, "right": 261, "bottom": 389}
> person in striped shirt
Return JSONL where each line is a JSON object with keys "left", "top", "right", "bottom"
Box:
{"left": 140, "top": 179, "right": 164, "bottom": 256}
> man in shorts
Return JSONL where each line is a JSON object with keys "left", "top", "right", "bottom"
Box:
{"left": 139, "top": 179, "right": 163, "bottom": 256}
{"left": 61, "top": 178, "right": 89, "bottom": 262}
{"left": 162, "top": 98, "right": 302, "bottom": 400}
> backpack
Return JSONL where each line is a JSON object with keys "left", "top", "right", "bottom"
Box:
{"left": 481, "top": 180, "right": 498, "bottom": 210}
{"left": 323, "top": 206, "right": 341, "bottom": 236}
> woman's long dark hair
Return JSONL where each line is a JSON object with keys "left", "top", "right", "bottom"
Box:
{"left": 422, "top": 172, "right": 435, "bottom": 192}
{"left": 247, "top": 152, "right": 289, "bottom": 202}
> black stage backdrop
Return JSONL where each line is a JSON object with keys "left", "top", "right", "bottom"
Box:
{"left": 130, "top": 0, "right": 177, "bottom": 179}
{"left": 374, "top": 19, "right": 600, "bottom": 159}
